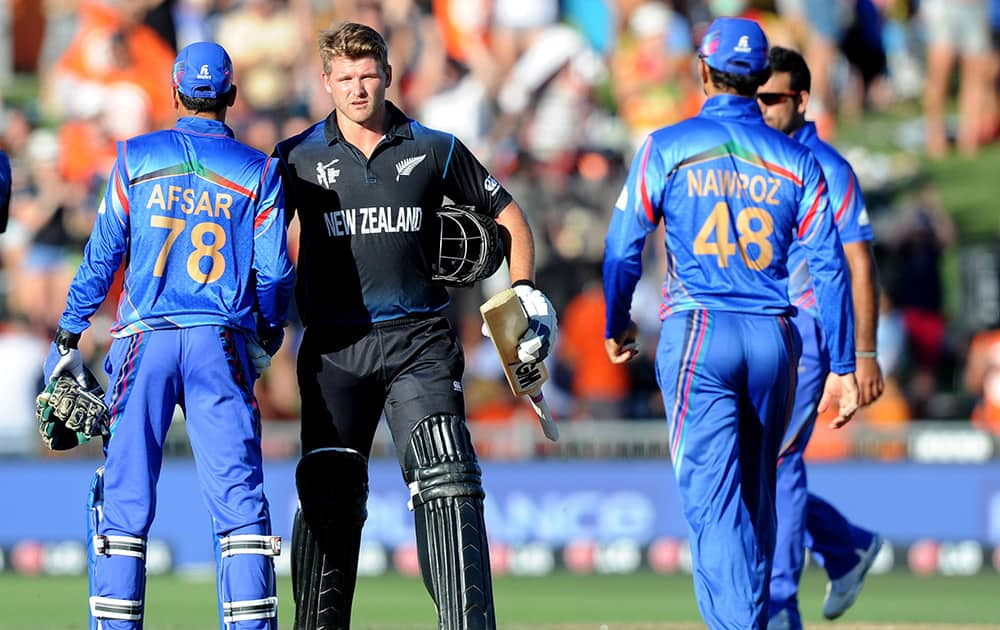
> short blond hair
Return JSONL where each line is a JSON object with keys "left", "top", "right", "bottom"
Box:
{"left": 318, "top": 22, "right": 389, "bottom": 74}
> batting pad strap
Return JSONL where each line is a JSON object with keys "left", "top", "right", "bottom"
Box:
{"left": 90, "top": 596, "right": 143, "bottom": 621}
{"left": 220, "top": 534, "right": 282, "bottom": 558}
{"left": 407, "top": 462, "right": 484, "bottom": 510}
{"left": 93, "top": 534, "right": 146, "bottom": 558}
{"left": 223, "top": 596, "right": 278, "bottom": 623}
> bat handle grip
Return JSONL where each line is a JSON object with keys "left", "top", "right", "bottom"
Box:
{"left": 527, "top": 389, "right": 559, "bottom": 442}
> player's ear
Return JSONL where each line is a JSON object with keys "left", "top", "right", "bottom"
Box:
{"left": 321, "top": 72, "right": 333, "bottom": 95}
{"left": 797, "top": 89, "right": 810, "bottom": 116}
{"left": 384, "top": 64, "right": 392, "bottom": 89}
{"left": 225, "top": 85, "right": 238, "bottom": 108}
{"left": 698, "top": 59, "right": 710, "bottom": 88}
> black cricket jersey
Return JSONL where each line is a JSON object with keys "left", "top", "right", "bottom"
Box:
{"left": 275, "top": 102, "right": 513, "bottom": 327}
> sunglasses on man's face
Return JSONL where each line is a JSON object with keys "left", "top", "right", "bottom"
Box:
{"left": 756, "top": 91, "right": 799, "bottom": 106}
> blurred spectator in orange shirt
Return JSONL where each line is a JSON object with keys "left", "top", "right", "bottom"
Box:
{"left": 964, "top": 327, "right": 1000, "bottom": 433}
{"left": 558, "top": 268, "right": 631, "bottom": 419}
{"left": 49, "top": 1, "right": 175, "bottom": 129}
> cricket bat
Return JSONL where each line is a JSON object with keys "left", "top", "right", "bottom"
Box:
{"left": 480, "top": 288, "right": 559, "bottom": 441}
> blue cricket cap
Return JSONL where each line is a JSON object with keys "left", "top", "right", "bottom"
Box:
{"left": 698, "top": 17, "right": 769, "bottom": 75}
{"left": 172, "top": 42, "right": 233, "bottom": 99}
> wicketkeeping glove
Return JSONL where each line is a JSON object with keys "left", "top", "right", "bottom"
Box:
{"left": 512, "top": 281, "right": 558, "bottom": 363}
{"left": 36, "top": 368, "right": 109, "bottom": 451}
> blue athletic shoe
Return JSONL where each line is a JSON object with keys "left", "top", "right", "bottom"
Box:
{"left": 822, "top": 534, "right": 883, "bottom": 619}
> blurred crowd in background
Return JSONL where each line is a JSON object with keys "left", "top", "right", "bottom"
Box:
{"left": 2, "top": 0, "right": 1000, "bottom": 458}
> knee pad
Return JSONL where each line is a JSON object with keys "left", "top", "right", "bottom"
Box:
{"left": 215, "top": 530, "right": 280, "bottom": 628}
{"left": 292, "top": 447, "right": 368, "bottom": 630}
{"left": 405, "top": 414, "right": 495, "bottom": 630}
{"left": 88, "top": 466, "right": 147, "bottom": 626}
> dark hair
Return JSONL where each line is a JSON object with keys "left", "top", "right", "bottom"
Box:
{"left": 177, "top": 89, "right": 233, "bottom": 114}
{"left": 768, "top": 46, "right": 811, "bottom": 93}
{"left": 708, "top": 66, "right": 772, "bottom": 97}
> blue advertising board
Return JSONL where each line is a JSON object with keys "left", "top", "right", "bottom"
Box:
{"left": 5, "top": 459, "right": 1000, "bottom": 570}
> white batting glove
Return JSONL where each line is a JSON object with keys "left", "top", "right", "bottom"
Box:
{"left": 513, "top": 283, "right": 558, "bottom": 363}
{"left": 246, "top": 337, "right": 271, "bottom": 375}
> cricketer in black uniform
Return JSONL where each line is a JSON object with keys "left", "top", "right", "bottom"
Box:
{"left": 275, "top": 22, "right": 557, "bottom": 630}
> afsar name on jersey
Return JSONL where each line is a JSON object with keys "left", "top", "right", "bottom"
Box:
{"left": 146, "top": 183, "right": 234, "bottom": 218}
{"left": 324, "top": 206, "right": 422, "bottom": 237}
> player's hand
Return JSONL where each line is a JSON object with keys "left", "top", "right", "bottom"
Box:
{"left": 818, "top": 372, "right": 860, "bottom": 429}
{"left": 257, "top": 324, "right": 284, "bottom": 357}
{"left": 605, "top": 321, "right": 640, "bottom": 364}
{"left": 246, "top": 337, "right": 272, "bottom": 375}
{"left": 855, "top": 355, "right": 884, "bottom": 407}
{"left": 247, "top": 324, "right": 284, "bottom": 377}
{"left": 512, "top": 283, "right": 557, "bottom": 363}
{"left": 43, "top": 328, "right": 87, "bottom": 386}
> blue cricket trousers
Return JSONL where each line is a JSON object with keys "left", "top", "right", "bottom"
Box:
{"left": 657, "top": 310, "right": 800, "bottom": 630}
{"left": 90, "top": 326, "right": 277, "bottom": 629}
{"left": 770, "top": 312, "right": 874, "bottom": 627}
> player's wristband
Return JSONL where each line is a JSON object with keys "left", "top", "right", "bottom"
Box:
{"left": 855, "top": 350, "right": 878, "bottom": 359}
{"left": 54, "top": 327, "right": 81, "bottom": 350}
{"left": 512, "top": 279, "right": 536, "bottom": 290}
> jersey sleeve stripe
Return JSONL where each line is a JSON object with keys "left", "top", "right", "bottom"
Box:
{"left": 834, "top": 174, "right": 854, "bottom": 225}
{"left": 259, "top": 156, "right": 274, "bottom": 188}
{"left": 441, "top": 135, "right": 456, "bottom": 180}
{"left": 797, "top": 179, "right": 826, "bottom": 239}
{"left": 254, "top": 206, "right": 275, "bottom": 235}
{"left": 638, "top": 139, "right": 656, "bottom": 224}
{"left": 114, "top": 170, "right": 130, "bottom": 217}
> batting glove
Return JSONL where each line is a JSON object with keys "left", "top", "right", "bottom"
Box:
{"left": 513, "top": 281, "right": 558, "bottom": 363}
{"left": 43, "top": 327, "right": 87, "bottom": 386}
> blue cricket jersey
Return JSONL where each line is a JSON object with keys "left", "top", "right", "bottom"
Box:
{"left": 786, "top": 121, "right": 874, "bottom": 319}
{"left": 59, "top": 117, "right": 294, "bottom": 337}
{"left": 604, "top": 95, "right": 855, "bottom": 374}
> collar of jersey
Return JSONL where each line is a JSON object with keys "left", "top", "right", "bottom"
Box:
{"left": 174, "top": 117, "right": 235, "bottom": 139}
{"left": 323, "top": 100, "right": 413, "bottom": 145}
{"left": 699, "top": 94, "right": 764, "bottom": 121}
{"left": 791, "top": 120, "right": 818, "bottom": 145}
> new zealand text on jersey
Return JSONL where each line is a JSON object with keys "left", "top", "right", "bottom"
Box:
{"left": 324, "top": 206, "right": 422, "bottom": 237}
{"left": 687, "top": 169, "right": 782, "bottom": 206}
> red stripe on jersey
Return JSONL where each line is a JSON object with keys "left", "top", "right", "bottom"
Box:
{"left": 761, "top": 159, "right": 802, "bottom": 186}
{"left": 834, "top": 175, "right": 854, "bottom": 225}
{"left": 797, "top": 180, "right": 826, "bottom": 239}
{"left": 639, "top": 140, "right": 655, "bottom": 224}
{"left": 114, "top": 170, "right": 130, "bottom": 216}
{"left": 254, "top": 206, "right": 273, "bottom": 230}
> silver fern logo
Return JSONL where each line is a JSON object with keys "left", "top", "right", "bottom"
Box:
{"left": 395, "top": 154, "right": 426, "bottom": 181}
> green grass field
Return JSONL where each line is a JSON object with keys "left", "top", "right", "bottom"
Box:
{"left": 2, "top": 570, "right": 998, "bottom": 629}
